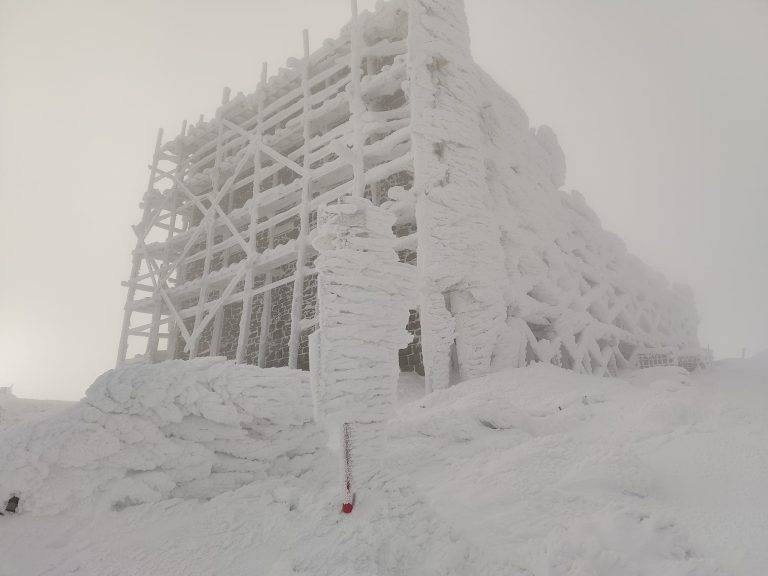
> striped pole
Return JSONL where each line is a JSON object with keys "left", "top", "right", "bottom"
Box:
{"left": 341, "top": 422, "right": 355, "bottom": 514}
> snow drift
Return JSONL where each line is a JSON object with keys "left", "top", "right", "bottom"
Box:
{"left": 0, "top": 388, "right": 72, "bottom": 434}
{"left": 1, "top": 358, "right": 767, "bottom": 575}
{"left": 408, "top": 0, "right": 702, "bottom": 388}
{"left": 0, "top": 359, "right": 316, "bottom": 515}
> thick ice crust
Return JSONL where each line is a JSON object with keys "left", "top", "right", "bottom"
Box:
{"left": 0, "top": 358, "right": 315, "bottom": 514}
{"left": 408, "top": 0, "right": 700, "bottom": 387}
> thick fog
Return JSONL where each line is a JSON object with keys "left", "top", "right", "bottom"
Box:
{"left": 1, "top": 0, "right": 766, "bottom": 400}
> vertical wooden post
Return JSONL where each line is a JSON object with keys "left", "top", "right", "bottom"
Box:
{"left": 210, "top": 88, "right": 234, "bottom": 357}
{"left": 166, "top": 119, "right": 188, "bottom": 359}
{"left": 257, "top": 171, "right": 280, "bottom": 368}
{"left": 210, "top": 297, "right": 224, "bottom": 356}
{"left": 258, "top": 224, "right": 275, "bottom": 367}
{"left": 349, "top": 0, "right": 366, "bottom": 198}
{"left": 236, "top": 64, "right": 268, "bottom": 364}
{"left": 118, "top": 128, "right": 163, "bottom": 367}
{"left": 210, "top": 155, "right": 231, "bottom": 359}
{"left": 190, "top": 88, "right": 229, "bottom": 358}
{"left": 147, "top": 292, "right": 163, "bottom": 361}
{"left": 288, "top": 29, "right": 312, "bottom": 369}
{"left": 117, "top": 253, "right": 142, "bottom": 366}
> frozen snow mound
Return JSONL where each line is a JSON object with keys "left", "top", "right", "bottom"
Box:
{"left": 0, "top": 358, "right": 316, "bottom": 515}
{"left": 0, "top": 387, "right": 72, "bottom": 433}
{"left": 387, "top": 364, "right": 739, "bottom": 575}
{"left": 2, "top": 361, "right": 765, "bottom": 574}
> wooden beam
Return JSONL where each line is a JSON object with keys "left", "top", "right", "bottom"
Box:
{"left": 117, "top": 127, "right": 163, "bottom": 367}
{"left": 166, "top": 118, "right": 189, "bottom": 359}
{"left": 258, "top": 199, "right": 276, "bottom": 367}
{"left": 159, "top": 143, "right": 254, "bottom": 285}
{"left": 136, "top": 240, "right": 193, "bottom": 345}
{"left": 349, "top": 0, "right": 366, "bottom": 198}
{"left": 288, "top": 29, "right": 313, "bottom": 369}
{"left": 236, "top": 62, "right": 268, "bottom": 365}
{"left": 189, "top": 88, "right": 229, "bottom": 358}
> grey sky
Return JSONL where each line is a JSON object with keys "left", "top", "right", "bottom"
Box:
{"left": 1, "top": 0, "right": 766, "bottom": 400}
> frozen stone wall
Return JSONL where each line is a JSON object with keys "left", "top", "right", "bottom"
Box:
{"left": 399, "top": 309, "right": 425, "bottom": 375}
{"left": 408, "top": 0, "right": 510, "bottom": 389}
{"left": 407, "top": 0, "right": 701, "bottom": 387}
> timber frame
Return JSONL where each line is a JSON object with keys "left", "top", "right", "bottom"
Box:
{"left": 118, "top": 0, "right": 414, "bottom": 369}
{"left": 118, "top": 0, "right": 705, "bottom": 380}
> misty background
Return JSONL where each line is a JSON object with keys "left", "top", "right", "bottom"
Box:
{"left": 1, "top": 0, "right": 766, "bottom": 400}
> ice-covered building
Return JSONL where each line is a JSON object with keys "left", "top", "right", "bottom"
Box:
{"left": 118, "top": 0, "right": 704, "bottom": 390}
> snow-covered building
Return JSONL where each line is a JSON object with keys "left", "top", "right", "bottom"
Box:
{"left": 118, "top": 0, "right": 703, "bottom": 390}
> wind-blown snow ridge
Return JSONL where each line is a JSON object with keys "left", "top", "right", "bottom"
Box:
{"left": 0, "top": 358, "right": 317, "bottom": 515}
{"left": 2, "top": 359, "right": 767, "bottom": 575}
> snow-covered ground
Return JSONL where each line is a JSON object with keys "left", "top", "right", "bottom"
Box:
{"left": 0, "top": 388, "right": 72, "bottom": 433}
{"left": 0, "top": 356, "right": 766, "bottom": 575}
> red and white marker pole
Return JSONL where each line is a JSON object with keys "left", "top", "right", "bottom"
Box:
{"left": 341, "top": 422, "right": 355, "bottom": 514}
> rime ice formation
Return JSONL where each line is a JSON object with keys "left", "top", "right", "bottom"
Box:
{"left": 118, "top": 0, "right": 706, "bottom": 393}
{"left": 312, "top": 196, "right": 415, "bottom": 426}
{"left": 408, "top": 0, "right": 703, "bottom": 382}
{"left": 409, "top": 0, "right": 508, "bottom": 386}
{"left": 0, "top": 3, "right": 749, "bottom": 574}
{"left": 309, "top": 195, "right": 415, "bottom": 512}
{"left": 0, "top": 359, "right": 316, "bottom": 514}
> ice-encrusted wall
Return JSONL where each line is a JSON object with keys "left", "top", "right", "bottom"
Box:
{"left": 409, "top": 0, "right": 507, "bottom": 390}
{"left": 311, "top": 196, "right": 415, "bottom": 425}
{"left": 407, "top": 0, "right": 701, "bottom": 387}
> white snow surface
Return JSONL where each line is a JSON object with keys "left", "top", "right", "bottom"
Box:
{"left": 407, "top": 0, "right": 701, "bottom": 386}
{"left": 0, "top": 359, "right": 316, "bottom": 516}
{"left": 0, "top": 388, "right": 72, "bottom": 433}
{"left": 1, "top": 356, "right": 767, "bottom": 575}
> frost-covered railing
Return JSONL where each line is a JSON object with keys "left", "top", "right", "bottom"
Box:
{"left": 636, "top": 348, "right": 712, "bottom": 372}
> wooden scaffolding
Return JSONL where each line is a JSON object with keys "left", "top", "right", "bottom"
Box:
{"left": 117, "top": 1, "right": 416, "bottom": 369}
